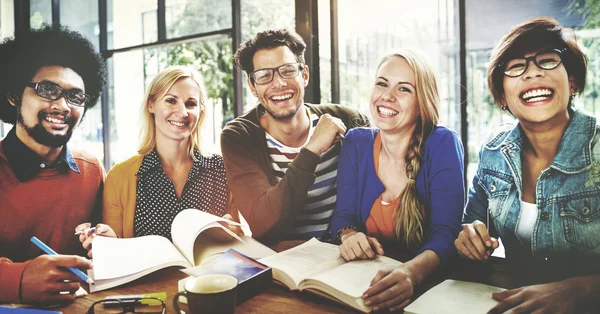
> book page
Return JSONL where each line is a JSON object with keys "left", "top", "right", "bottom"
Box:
{"left": 171, "top": 209, "right": 244, "bottom": 265}
{"left": 491, "top": 238, "right": 505, "bottom": 258}
{"left": 404, "top": 279, "right": 506, "bottom": 314}
{"left": 260, "top": 238, "right": 345, "bottom": 287}
{"left": 91, "top": 235, "right": 189, "bottom": 280}
{"left": 192, "top": 234, "right": 276, "bottom": 265}
{"left": 302, "top": 255, "right": 402, "bottom": 298}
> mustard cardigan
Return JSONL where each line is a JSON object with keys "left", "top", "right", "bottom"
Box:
{"left": 102, "top": 154, "right": 145, "bottom": 238}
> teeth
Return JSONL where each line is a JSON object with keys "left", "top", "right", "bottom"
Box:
{"left": 45, "top": 116, "right": 65, "bottom": 124}
{"left": 378, "top": 106, "right": 399, "bottom": 116}
{"left": 169, "top": 121, "right": 186, "bottom": 127}
{"left": 271, "top": 94, "right": 292, "bottom": 101}
{"left": 521, "top": 88, "right": 552, "bottom": 102}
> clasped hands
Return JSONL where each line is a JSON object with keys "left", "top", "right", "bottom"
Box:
{"left": 339, "top": 229, "right": 415, "bottom": 312}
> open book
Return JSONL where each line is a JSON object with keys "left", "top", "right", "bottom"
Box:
{"left": 259, "top": 238, "right": 402, "bottom": 313}
{"left": 89, "top": 209, "right": 276, "bottom": 292}
{"left": 404, "top": 279, "right": 506, "bottom": 314}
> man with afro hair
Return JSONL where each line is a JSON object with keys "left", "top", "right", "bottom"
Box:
{"left": 0, "top": 24, "right": 106, "bottom": 305}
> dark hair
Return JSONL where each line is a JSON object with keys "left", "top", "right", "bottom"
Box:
{"left": 487, "top": 17, "right": 588, "bottom": 107}
{"left": 233, "top": 29, "right": 306, "bottom": 81}
{"left": 0, "top": 24, "right": 107, "bottom": 124}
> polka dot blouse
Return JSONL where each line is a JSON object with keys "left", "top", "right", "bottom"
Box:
{"left": 133, "top": 149, "right": 229, "bottom": 240}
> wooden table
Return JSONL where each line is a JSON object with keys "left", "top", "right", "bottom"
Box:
{"left": 55, "top": 267, "right": 354, "bottom": 314}
{"left": 53, "top": 241, "right": 357, "bottom": 314}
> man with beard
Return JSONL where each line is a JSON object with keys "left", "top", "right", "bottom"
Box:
{"left": 222, "top": 29, "right": 369, "bottom": 243}
{"left": 0, "top": 25, "right": 106, "bottom": 305}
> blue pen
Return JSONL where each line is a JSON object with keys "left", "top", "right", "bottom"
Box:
{"left": 30, "top": 236, "right": 95, "bottom": 285}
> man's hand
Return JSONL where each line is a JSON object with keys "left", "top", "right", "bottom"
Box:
{"left": 454, "top": 220, "right": 499, "bottom": 261}
{"left": 76, "top": 223, "right": 117, "bottom": 258}
{"left": 305, "top": 114, "right": 347, "bottom": 155}
{"left": 488, "top": 280, "right": 585, "bottom": 314}
{"left": 339, "top": 230, "right": 384, "bottom": 261}
{"left": 205, "top": 214, "right": 245, "bottom": 242}
{"left": 363, "top": 265, "right": 415, "bottom": 312}
{"left": 20, "top": 254, "right": 92, "bottom": 304}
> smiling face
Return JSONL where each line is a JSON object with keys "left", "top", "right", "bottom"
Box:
{"left": 12, "top": 65, "right": 85, "bottom": 148}
{"left": 248, "top": 46, "right": 309, "bottom": 121}
{"left": 370, "top": 56, "right": 420, "bottom": 134}
{"left": 502, "top": 49, "right": 575, "bottom": 125}
{"left": 149, "top": 77, "right": 202, "bottom": 144}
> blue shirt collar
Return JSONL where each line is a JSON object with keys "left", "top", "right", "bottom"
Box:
{"left": 1, "top": 126, "right": 80, "bottom": 182}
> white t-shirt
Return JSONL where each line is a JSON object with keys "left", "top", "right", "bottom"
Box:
{"left": 516, "top": 201, "right": 538, "bottom": 248}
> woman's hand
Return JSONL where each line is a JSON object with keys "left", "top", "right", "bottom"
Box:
{"left": 363, "top": 265, "right": 415, "bottom": 312}
{"left": 339, "top": 230, "right": 384, "bottom": 261}
{"left": 75, "top": 223, "right": 117, "bottom": 258}
{"left": 454, "top": 220, "right": 499, "bottom": 261}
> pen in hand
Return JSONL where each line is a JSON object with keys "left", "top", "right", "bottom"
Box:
{"left": 74, "top": 226, "right": 96, "bottom": 236}
{"left": 30, "top": 236, "right": 95, "bottom": 285}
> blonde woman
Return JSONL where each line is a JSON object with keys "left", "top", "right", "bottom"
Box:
{"left": 77, "top": 66, "right": 239, "bottom": 255}
{"left": 330, "top": 49, "right": 465, "bottom": 311}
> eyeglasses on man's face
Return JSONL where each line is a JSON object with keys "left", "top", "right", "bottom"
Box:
{"left": 86, "top": 297, "right": 166, "bottom": 314}
{"left": 250, "top": 63, "right": 304, "bottom": 85}
{"left": 26, "top": 81, "right": 90, "bottom": 107}
{"left": 502, "top": 48, "right": 566, "bottom": 78}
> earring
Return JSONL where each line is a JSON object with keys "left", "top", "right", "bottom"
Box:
{"left": 570, "top": 93, "right": 577, "bottom": 100}
{"left": 501, "top": 105, "right": 507, "bottom": 111}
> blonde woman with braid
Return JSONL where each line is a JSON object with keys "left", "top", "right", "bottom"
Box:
{"left": 330, "top": 49, "right": 465, "bottom": 312}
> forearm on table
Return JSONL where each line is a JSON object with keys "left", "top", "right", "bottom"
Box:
{"left": 403, "top": 250, "right": 441, "bottom": 286}
{"left": 566, "top": 275, "right": 600, "bottom": 310}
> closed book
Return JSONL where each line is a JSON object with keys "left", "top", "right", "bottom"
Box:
{"left": 180, "top": 249, "right": 272, "bottom": 304}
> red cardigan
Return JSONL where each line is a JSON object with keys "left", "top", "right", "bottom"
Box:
{"left": 0, "top": 142, "right": 104, "bottom": 303}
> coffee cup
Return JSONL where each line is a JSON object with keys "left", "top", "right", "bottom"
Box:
{"left": 173, "top": 274, "right": 238, "bottom": 314}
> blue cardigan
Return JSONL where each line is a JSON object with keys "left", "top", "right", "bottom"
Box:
{"left": 330, "top": 127, "right": 465, "bottom": 262}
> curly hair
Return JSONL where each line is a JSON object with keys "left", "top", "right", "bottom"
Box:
{"left": 0, "top": 24, "right": 106, "bottom": 124}
{"left": 233, "top": 29, "right": 306, "bottom": 80}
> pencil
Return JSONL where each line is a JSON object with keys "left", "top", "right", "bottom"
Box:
{"left": 74, "top": 227, "right": 96, "bottom": 236}
{"left": 30, "top": 236, "right": 95, "bottom": 285}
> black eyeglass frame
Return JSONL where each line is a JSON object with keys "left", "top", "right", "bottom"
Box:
{"left": 86, "top": 297, "right": 166, "bottom": 314}
{"left": 500, "top": 48, "right": 567, "bottom": 78}
{"left": 26, "top": 81, "right": 90, "bottom": 107}
{"left": 250, "top": 62, "right": 304, "bottom": 85}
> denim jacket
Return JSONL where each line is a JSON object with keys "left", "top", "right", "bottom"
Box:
{"left": 463, "top": 109, "right": 600, "bottom": 269}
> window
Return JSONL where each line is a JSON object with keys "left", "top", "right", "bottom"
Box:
{"left": 30, "top": 0, "right": 51, "bottom": 29}
{"left": 332, "top": 0, "right": 461, "bottom": 135}
{"left": 108, "top": 0, "right": 157, "bottom": 50}
{"left": 165, "top": 0, "right": 232, "bottom": 38}
{"left": 0, "top": 0, "right": 14, "bottom": 139}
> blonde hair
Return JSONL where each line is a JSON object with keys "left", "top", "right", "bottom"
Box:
{"left": 138, "top": 65, "right": 208, "bottom": 159}
{"left": 375, "top": 48, "right": 440, "bottom": 250}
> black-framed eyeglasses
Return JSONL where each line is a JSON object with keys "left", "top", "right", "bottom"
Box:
{"left": 26, "top": 81, "right": 90, "bottom": 107}
{"left": 501, "top": 48, "right": 566, "bottom": 78}
{"left": 87, "top": 297, "right": 166, "bottom": 314}
{"left": 250, "top": 63, "right": 304, "bottom": 85}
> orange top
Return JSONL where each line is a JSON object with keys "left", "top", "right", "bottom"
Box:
{"left": 365, "top": 133, "right": 400, "bottom": 240}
